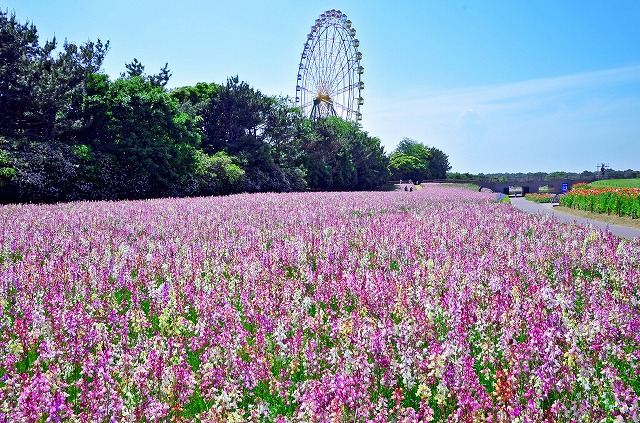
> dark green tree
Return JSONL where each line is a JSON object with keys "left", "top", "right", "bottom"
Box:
{"left": 263, "top": 97, "right": 308, "bottom": 190}
{"left": 0, "top": 10, "right": 109, "bottom": 140}
{"left": 347, "top": 131, "right": 389, "bottom": 189}
{"left": 302, "top": 116, "right": 388, "bottom": 190}
{"left": 0, "top": 11, "right": 41, "bottom": 137}
{"left": 202, "top": 76, "right": 270, "bottom": 156}
{"left": 122, "top": 58, "right": 172, "bottom": 87}
{"left": 302, "top": 117, "right": 343, "bottom": 190}
{"left": 79, "top": 71, "right": 200, "bottom": 199}
{"left": 199, "top": 77, "right": 306, "bottom": 192}
{"left": 446, "top": 172, "right": 473, "bottom": 180}
{"left": 427, "top": 146, "right": 451, "bottom": 179}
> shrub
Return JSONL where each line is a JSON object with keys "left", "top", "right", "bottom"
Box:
{"left": 525, "top": 193, "right": 553, "bottom": 203}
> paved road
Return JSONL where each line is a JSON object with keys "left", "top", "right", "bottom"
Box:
{"left": 510, "top": 196, "right": 640, "bottom": 240}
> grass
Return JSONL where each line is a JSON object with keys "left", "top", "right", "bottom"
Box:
{"left": 554, "top": 205, "right": 640, "bottom": 230}
{"left": 425, "top": 182, "right": 481, "bottom": 191}
{"left": 587, "top": 178, "right": 640, "bottom": 188}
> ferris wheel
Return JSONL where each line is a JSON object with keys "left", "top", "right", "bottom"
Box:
{"left": 295, "top": 9, "right": 364, "bottom": 121}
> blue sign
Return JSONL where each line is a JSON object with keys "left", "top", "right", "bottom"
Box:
{"left": 562, "top": 183, "right": 569, "bottom": 194}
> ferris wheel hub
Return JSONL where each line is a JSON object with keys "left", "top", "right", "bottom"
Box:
{"left": 316, "top": 93, "right": 331, "bottom": 104}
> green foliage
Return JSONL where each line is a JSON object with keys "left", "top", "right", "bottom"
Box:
{"left": 427, "top": 146, "right": 451, "bottom": 179}
{"left": 202, "top": 76, "right": 270, "bottom": 155}
{"left": 394, "top": 138, "right": 431, "bottom": 163}
{"left": 0, "top": 138, "right": 17, "bottom": 190}
{"left": 388, "top": 153, "right": 424, "bottom": 181}
{"left": 114, "top": 286, "right": 132, "bottom": 314}
{"left": 170, "top": 82, "right": 219, "bottom": 120}
{"left": 0, "top": 135, "right": 99, "bottom": 203}
{"left": 94, "top": 75, "right": 199, "bottom": 198}
{"left": 388, "top": 138, "right": 450, "bottom": 181}
{"left": 0, "top": 166, "right": 15, "bottom": 181}
{"left": 122, "top": 58, "right": 172, "bottom": 87}
{"left": 548, "top": 171, "right": 567, "bottom": 180}
{"left": 302, "top": 116, "right": 389, "bottom": 190}
{"left": 525, "top": 193, "right": 553, "bottom": 203}
{"left": 0, "top": 10, "right": 109, "bottom": 140}
{"left": 446, "top": 172, "right": 474, "bottom": 180}
{"left": 189, "top": 77, "right": 308, "bottom": 193}
{"left": 470, "top": 170, "right": 640, "bottom": 184}
{"left": 183, "top": 388, "right": 209, "bottom": 417}
{"left": 588, "top": 179, "right": 640, "bottom": 188}
{"left": 71, "top": 144, "right": 91, "bottom": 159}
{"left": 193, "top": 150, "right": 245, "bottom": 195}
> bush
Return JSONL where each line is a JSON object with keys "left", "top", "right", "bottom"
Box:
{"left": 525, "top": 193, "right": 553, "bottom": 203}
{"left": 193, "top": 151, "right": 245, "bottom": 196}
{"left": 0, "top": 137, "right": 88, "bottom": 203}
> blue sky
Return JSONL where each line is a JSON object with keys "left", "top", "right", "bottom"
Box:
{"left": 5, "top": 0, "right": 640, "bottom": 173}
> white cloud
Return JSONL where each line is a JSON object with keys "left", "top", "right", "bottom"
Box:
{"left": 455, "top": 108, "right": 484, "bottom": 129}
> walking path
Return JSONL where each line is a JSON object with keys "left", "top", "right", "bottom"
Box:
{"left": 510, "top": 196, "right": 640, "bottom": 240}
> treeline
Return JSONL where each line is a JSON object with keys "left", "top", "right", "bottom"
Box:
{"left": 0, "top": 11, "right": 396, "bottom": 204}
{"left": 447, "top": 169, "right": 639, "bottom": 182}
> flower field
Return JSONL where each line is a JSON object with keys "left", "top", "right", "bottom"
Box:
{"left": 1, "top": 187, "right": 639, "bottom": 422}
{"left": 560, "top": 186, "right": 640, "bottom": 218}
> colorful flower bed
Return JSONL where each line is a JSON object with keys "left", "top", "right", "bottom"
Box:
{"left": 524, "top": 193, "right": 554, "bottom": 203}
{"left": 1, "top": 187, "right": 639, "bottom": 422}
{"left": 560, "top": 186, "right": 640, "bottom": 218}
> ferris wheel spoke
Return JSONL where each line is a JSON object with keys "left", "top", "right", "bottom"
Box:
{"left": 314, "top": 31, "right": 329, "bottom": 85}
{"left": 333, "top": 101, "right": 355, "bottom": 114}
{"left": 332, "top": 82, "right": 358, "bottom": 97}
{"left": 329, "top": 63, "right": 352, "bottom": 93}
{"left": 321, "top": 29, "right": 344, "bottom": 92}
{"left": 330, "top": 65, "right": 352, "bottom": 93}
{"left": 325, "top": 39, "right": 348, "bottom": 91}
